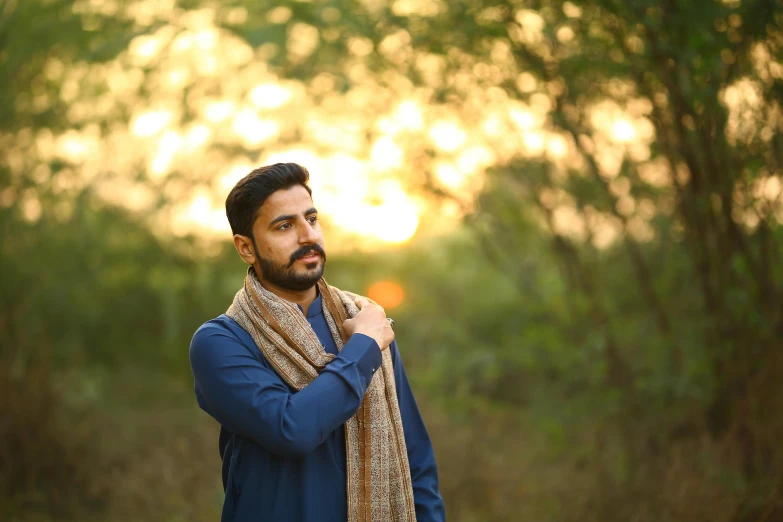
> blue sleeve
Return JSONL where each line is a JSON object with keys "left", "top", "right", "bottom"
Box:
{"left": 390, "top": 341, "right": 446, "bottom": 522}
{"left": 189, "top": 321, "right": 383, "bottom": 458}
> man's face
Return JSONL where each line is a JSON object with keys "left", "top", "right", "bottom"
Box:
{"left": 247, "top": 185, "right": 326, "bottom": 291}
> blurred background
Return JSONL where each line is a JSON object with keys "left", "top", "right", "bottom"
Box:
{"left": 1, "top": 0, "right": 782, "bottom": 520}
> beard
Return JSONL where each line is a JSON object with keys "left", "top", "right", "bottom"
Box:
{"left": 253, "top": 241, "right": 326, "bottom": 291}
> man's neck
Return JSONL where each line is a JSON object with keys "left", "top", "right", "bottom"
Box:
{"left": 257, "top": 279, "right": 318, "bottom": 316}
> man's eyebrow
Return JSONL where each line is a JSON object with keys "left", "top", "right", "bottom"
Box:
{"left": 269, "top": 207, "right": 318, "bottom": 227}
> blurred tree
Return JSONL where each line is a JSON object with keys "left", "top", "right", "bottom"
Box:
{"left": 3, "top": 0, "right": 783, "bottom": 520}
{"left": 217, "top": 0, "right": 783, "bottom": 517}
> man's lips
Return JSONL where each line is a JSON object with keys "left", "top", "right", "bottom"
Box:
{"left": 298, "top": 252, "right": 320, "bottom": 263}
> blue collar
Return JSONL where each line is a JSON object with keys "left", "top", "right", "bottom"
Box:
{"left": 296, "top": 288, "right": 323, "bottom": 318}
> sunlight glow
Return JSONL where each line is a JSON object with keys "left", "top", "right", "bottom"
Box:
{"left": 180, "top": 192, "right": 229, "bottom": 235}
{"left": 434, "top": 162, "right": 464, "bottom": 189}
{"left": 429, "top": 121, "right": 467, "bottom": 152}
{"left": 455, "top": 146, "right": 495, "bottom": 175}
{"left": 40, "top": 6, "right": 674, "bottom": 248}
{"left": 327, "top": 178, "right": 419, "bottom": 244}
{"left": 371, "top": 137, "right": 404, "bottom": 170}
{"left": 547, "top": 135, "right": 569, "bottom": 158}
{"left": 250, "top": 83, "right": 293, "bottom": 109}
{"left": 563, "top": 2, "right": 582, "bottom": 18}
{"left": 523, "top": 132, "right": 546, "bottom": 154}
{"left": 515, "top": 10, "right": 545, "bottom": 31}
{"left": 185, "top": 124, "right": 212, "bottom": 150}
{"left": 56, "top": 132, "right": 93, "bottom": 163}
{"left": 391, "top": 0, "right": 443, "bottom": 18}
{"left": 371, "top": 181, "right": 419, "bottom": 243}
{"left": 232, "top": 109, "right": 279, "bottom": 146}
{"left": 130, "top": 35, "right": 164, "bottom": 62}
{"left": 287, "top": 23, "right": 319, "bottom": 60}
{"left": 204, "top": 101, "right": 236, "bottom": 122}
{"left": 220, "top": 163, "right": 255, "bottom": 191}
{"left": 394, "top": 101, "right": 424, "bottom": 130}
{"left": 611, "top": 119, "right": 637, "bottom": 142}
{"left": 132, "top": 110, "right": 173, "bottom": 137}
{"left": 510, "top": 108, "right": 536, "bottom": 130}
{"left": 150, "top": 131, "right": 182, "bottom": 176}
{"left": 370, "top": 206, "right": 419, "bottom": 243}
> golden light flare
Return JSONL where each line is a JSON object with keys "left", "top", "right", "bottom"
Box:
{"left": 394, "top": 101, "right": 424, "bottom": 130}
{"left": 510, "top": 107, "right": 536, "bottom": 130}
{"left": 563, "top": 2, "right": 583, "bottom": 18}
{"left": 611, "top": 120, "right": 637, "bottom": 143}
{"left": 150, "top": 131, "right": 182, "bottom": 177}
{"left": 721, "top": 78, "right": 768, "bottom": 145}
{"left": 185, "top": 124, "right": 212, "bottom": 150}
{"left": 176, "top": 190, "right": 229, "bottom": 236}
{"left": 132, "top": 110, "right": 173, "bottom": 137}
{"left": 231, "top": 109, "right": 280, "bottom": 146}
{"left": 204, "top": 101, "right": 236, "bottom": 122}
{"left": 429, "top": 121, "right": 467, "bottom": 152}
{"left": 546, "top": 134, "right": 569, "bottom": 159}
{"left": 56, "top": 130, "right": 97, "bottom": 163}
{"left": 255, "top": 152, "right": 418, "bottom": 246}
{"left": 29, "top": 1, "right": 685, "bottom": 249}
{"left": 287, "top": 23, "right": 319, "bottom": 61}
{"left": 129, "top": 34, "right": 166, "bottom": 64}
{"left": 250, "top": 83, "right": 293, "bottom": 109}
{"left": 321, "top": 174, "right": 420, "bottom": 244}
{"left": 367, "top": 281, "right": 406, "bottom": 309}
{"left": 370, "top": 137, "right": 404, "bottom": 170}
{"left": 455, "top": 146, "right": 495, "bottom": 176}
{"left": 20, "top": 190, "right": 42, "bottom": 222}
{"left": 523, "top": 131, "right": 546, "bottom": 154}
{"left": 220, "top": 163, "right": 256, "bottom": 191}
{"left": 434, "top": 162, "right": 464, "bottom": 189}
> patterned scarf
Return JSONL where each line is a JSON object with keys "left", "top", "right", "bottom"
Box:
{"left": 226, "top": 268, "right": 417, "bottom": 522}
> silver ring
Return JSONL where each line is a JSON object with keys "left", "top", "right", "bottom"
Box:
{"left": 387, "top": 318, "right": 394, "bottom": 327}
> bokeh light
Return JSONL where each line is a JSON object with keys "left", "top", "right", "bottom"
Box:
{"left": 367, "top": 280, "right": 405, "bottom": 309}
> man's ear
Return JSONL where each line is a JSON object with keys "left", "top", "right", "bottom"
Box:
{"left": 233, "top": 234, "right": 256, "bottom": 265}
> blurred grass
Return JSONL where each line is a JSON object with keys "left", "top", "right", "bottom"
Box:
{"left": 0, "top": 348, "right": 750, "bottom": 522}
{"left": 2, "top": 357, "right": 223, "bottom": 522}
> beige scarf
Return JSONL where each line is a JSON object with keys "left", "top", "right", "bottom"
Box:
{"left": 226, "top": 268, "right": 417, "bottom": 522}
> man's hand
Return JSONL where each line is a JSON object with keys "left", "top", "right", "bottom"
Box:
{"left": 343, "top": 298, "right": 394, "bottom": 351}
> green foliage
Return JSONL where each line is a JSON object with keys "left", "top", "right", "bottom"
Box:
{"left": 2, "top": 0, "right": 783, "bottom": 520}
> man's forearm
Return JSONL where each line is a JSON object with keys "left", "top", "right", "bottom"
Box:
{"left": 191, "top": 324, "right": 382, "bottom": 456}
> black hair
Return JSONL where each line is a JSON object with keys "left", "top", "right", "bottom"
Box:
{"left": 225, "top": 163, "right": 312, "bottom": 237}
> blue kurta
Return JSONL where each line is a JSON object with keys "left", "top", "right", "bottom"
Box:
{"left": 189, "top": 291, "right": 445, "bottom": 522}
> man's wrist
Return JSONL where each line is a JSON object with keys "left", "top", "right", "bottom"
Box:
{"left": 352, "top": 329, "right": 381, "bottom": 349}
{"left": 340, "top": 333, "right": 383, "bottom": 382}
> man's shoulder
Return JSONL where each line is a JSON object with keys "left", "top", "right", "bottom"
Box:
{"left": 190, "top": 314, "right": 250, "bottom": 350}
{"left": 189, "top": 314, "right": 269, "bottom": 368}
{"left": 193, "top": 314, "right": 235, "bottom": 334}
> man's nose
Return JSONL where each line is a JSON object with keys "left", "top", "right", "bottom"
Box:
{"left": 298, "top": 220, "right": 319, "bottom": 244}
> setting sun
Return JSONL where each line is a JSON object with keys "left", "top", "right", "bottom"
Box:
{"left": 367, "top": 280, "right": 405, "bottom": 309}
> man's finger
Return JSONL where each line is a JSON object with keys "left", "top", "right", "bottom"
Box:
{"left": 342, "top": 317, "right": 355, "bottom": 335}
{"left": 354, "top": 297, "right": 370, "bottom": 310}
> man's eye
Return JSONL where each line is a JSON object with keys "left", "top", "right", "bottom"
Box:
{"left": 277, "top": 223, "right": 291, "bottom": 230}
{"left": 308, "top": 215, "right": 318, "bottom": 224}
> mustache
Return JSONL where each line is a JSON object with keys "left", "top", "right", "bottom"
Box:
{"left": 288, "top": 243, "right": 326, "bottom": 267}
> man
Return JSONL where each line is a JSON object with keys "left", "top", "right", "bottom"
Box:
{"left": 189, "top": 163, "right": 445, "bottom": 522}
